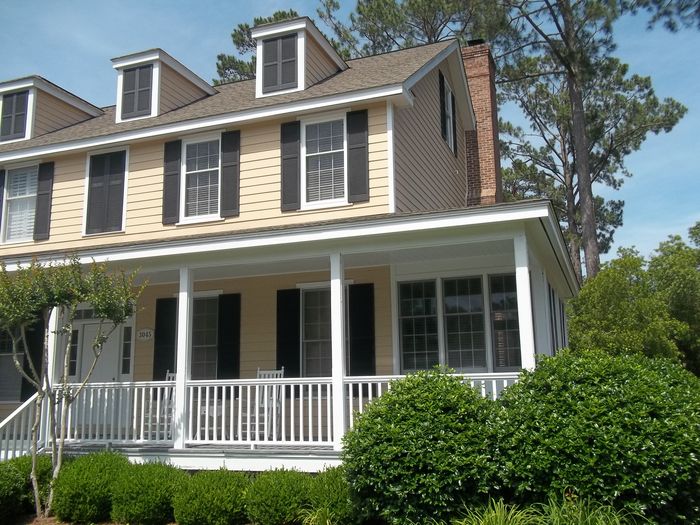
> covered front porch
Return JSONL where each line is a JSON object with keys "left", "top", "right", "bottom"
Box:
{"left": 0, "top": 202, "right": 576, "bottom": 469}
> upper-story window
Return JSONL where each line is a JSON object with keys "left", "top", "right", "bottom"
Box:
{"left": 1, "top": 91, "right": 29, "bottom": 142}
{"left": 439, "top": 71, "right": 456, "bottom": 153}
{"left": 262, "top": 34, "right": 298, "bottom": 93}
{"left": 121, "top": 65, "right": 153, "bottom": 120}
{"left": 183, "top": 138, "right": 220, "bottom": 219}
{"left": 3, "top": 165, "right": 38, "bottom": 242}
{"left": 302, "top": 118, "right": 346, "bottom": 207}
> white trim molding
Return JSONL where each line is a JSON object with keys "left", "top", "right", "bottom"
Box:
{"left": 386, "top": 101, "right": 396, "bottom": 214}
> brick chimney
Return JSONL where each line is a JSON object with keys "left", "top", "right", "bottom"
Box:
{"left": 462, "top": 41, "right": 503, "bottom": 205}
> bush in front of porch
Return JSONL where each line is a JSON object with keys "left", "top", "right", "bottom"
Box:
{"left": 342, "top": 369, "right": 495, "bottom": 525}
{"left": 493, "top": 350, "right": 700, "bottom": 524}
{"left": 244, "top": 468, "right": 312, "bottom": 525}
{"left": 173, "top": 469, "right": 249, "bottom": 525}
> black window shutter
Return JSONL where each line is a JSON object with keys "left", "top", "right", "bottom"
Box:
{"left": 153, "top": 298, "right": 177, "bottom": 381}
{"left": 349, "top": 283, "right": 375, "bottom": 376}
{"left": 451, "top": 92, "right": 458, "bottom": 158}
{"left": 105, "top": 152, "right": 126, "bottom": 232}
{"left": 86, "top": 152, "right": 125, "bottom": 234}
{"left": 280, "top": 122, "right": 300, "bottom": 211}
{"left": 86, "top": 154, "right": 107, "bottom": 234}
{"left": 439, "top": 71, "right": 446, "bottom": 140}
{"left": 347, "top": 110, "right": 370, "bottom": 203}
{"left": 276, "top": 288, "right": 301, "bottom": 377}
{"left": 262, "top": 39, "right": 280, "bottom": 91}
{"left": 217, "top": 293, "right": 241, "bottom": 379}
{"left": 33, "top": 162, "right": 54, "bottom": 240}
{"left": 220, "top": 131, "right": 240, "bottom": 218}
{"left": 162, "top": 140, "right": 181, "bottom": 224}
{"left": 20, "top": 318, "right": 45, "bottom": 401}
{"left": 0, "top": 169, "right": 5, "bottom": 233}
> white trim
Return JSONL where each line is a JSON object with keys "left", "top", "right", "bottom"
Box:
{"left": 0, "top": 77, "right": 102, "bottom": 117}
{"left": 295, "top": 280, "right": 353, "bottom": 290}
{"left": 115, "top": 70, "right": 124, "bottom": 124}
{"left": 179, "top": 132, "right": 222, "bottom": 222}
{"left": 0, "top": 85, "right": 405, "bottom": 164}
{"left": 390, "top": 263, "right": 400, "bottom": 374}
{"left": 251, "top": 18, "right": 347, "bottom": 72}
{"left": 152, "top": 62, "right": 161, "bottom": 117}
{"left": 111, "top": 49, "right": 215, "bottom": 95}
{"left": 173, "top": 267, "right": 193, "bottom": 448}
{"left": 82, "top": 146, "right": 129, "bottom": 236}
{"left": 442, "top": 76, "right": 456, "bottom": 153}
{"left": 300, "top": 113, "right": 349, "bottom": 210}
{"left": 6, "top": 202, "right": 554, "bottom": 270}
{"left": 386, "top": 101, "right": 396, "bottom": 214}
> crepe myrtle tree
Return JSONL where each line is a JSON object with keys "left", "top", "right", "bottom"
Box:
{"left": 0, "top": 257, "right": 143, "bottom": 517}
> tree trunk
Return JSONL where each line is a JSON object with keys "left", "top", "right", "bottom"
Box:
{"left": 565, "top": 176, "right": 583, "bottom": 282}
{"left": 30, "top": 392, "right": 44, "bottom": 516}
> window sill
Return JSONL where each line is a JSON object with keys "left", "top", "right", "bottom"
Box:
{"left": 0, "top": 135, "right": 29, "bottom": 145}
{"left": 300, "top": 199, "right": 351, "bottom": 212}
{"left": 1, "top": 237, "right": 34, "bottom": 245}
{"left": 176, "top": 215, "right": 225, "bottom": 226}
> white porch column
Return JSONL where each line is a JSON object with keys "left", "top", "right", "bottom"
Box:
{"left": 173, "top": 267, "right": 193, "bottom": 449}
{"left": 330, "top": 253, "right": 347, "bottom": 451}
{"left": 46, "top": 307, "right": 58, "bottom": 387}
{"left": 514, "top": 232, "right": 536, "bottom": 370}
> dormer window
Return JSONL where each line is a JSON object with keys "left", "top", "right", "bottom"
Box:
{"left": 262, "top": 35, "right": 297, "bottom": 94}
{"left": 121, "top": 65, "right": 153, "bottom": 120}
{"left": 1, "top": 91, "right": 29, "bottom": 142}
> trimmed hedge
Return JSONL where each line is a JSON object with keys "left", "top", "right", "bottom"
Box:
{"left": 245, "top": 469, "right": 311, "bottom": 525}
{"left": 52, "top": 451, "right": 130, "bottom": 524}
{"left": 111, "top": 462, "right": 187, "bottom": 525}
{"left": 342, "top": 369, "right": 495, "bottom": 524}
{"left": 308, "top": 466, "right": 353, "bottom": 525}
{"left": 493, "top": 350, "right": 700, "bottom": 524}
{"left": 8, "top": 453, "right": 54, "bottom": 513}
{"left": 173, "top": 469, "right": 249, "bottom": 525}
{"left": 0, "top": 461, "right": 25, "bottom": 523}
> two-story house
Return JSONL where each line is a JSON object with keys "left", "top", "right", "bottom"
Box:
{"left": 0, "top": 17, "right": 577, "bottom": 470}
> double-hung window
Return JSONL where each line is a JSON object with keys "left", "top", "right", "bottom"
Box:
{"left": 3, "top": 165, "right": 38, "bottom": 242}
{"left": 398, "top": 274, "right": 520, "bottom": 373}
{"left": 302, "top": 288, "right": 332, "bottom": 377}
{"left": 191, "top": 297, "right": 219, "bottom": 380}
{"left": 183, "top": 138, "right": 220, "bottom": 219}
{"left": 1, "top": 91, "right": 29, "bottom": 142}
{"left": 303, "top": 118, "right": 346, "bottom": 207}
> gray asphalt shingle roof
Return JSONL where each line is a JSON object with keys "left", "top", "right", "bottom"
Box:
{"left": 0, "top": 40, "right": 452, "bottom": 155}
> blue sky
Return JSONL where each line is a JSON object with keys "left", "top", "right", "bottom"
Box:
{"left": 1, "top": 0, "right": 697, "bottom": 260}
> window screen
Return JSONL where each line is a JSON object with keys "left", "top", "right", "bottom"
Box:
{"left": 305, "top": 120, "right": 344, "bottom": 203}
{"left": 184, "top": 139, "right": 220, "bottom": 217}
{"left": 1, "top": 91, "right": 29, "bottom": 141}
{"left": 4, "top": 165, "right": 38, "bottom": 242}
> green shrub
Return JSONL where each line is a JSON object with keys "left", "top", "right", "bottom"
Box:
{"left": 245, "top": 469, "right": 312, "bottom": 525}
{"left": 342, "top": 369, "right": 495, "bottom": 524}
{"left": 173, "top": 469, "right": 249, "bottom": 525}
{"left": 307, "top": 467, "right": 353, "bottom": 525}
{"left": 111, "top": 462, "right": 187, "bottom": 525}
{"left": 8, "top": 453, "right": 54, "bottom": 512}
{"left": 0, "top": 461, "right": 25, "bottom": 523}
{"left": 493, "top": 351, "right": 700, "bottom": 524}
{"left": 52, "top": 451, "right": 130, "bottom": 524}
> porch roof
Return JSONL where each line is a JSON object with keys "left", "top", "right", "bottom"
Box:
{"left": 3, "top": 200, "right": 578, "bottom": 296}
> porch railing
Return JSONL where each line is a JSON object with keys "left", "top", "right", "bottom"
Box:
{"left": 344, "top": 372, "right": 520, "bottom": 429}
{"left": 186, "top": 378, "right": 334, "bottom": 448}
{"left": 56, "top": 381, "right": 176, "bottom": 444}
{"left": 0, "top": 372, "right": 520, "bottom": 459}
{"left": 0, "top": 393, "right": 40, "bottom": 460}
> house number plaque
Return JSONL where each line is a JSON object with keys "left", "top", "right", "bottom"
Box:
{"left": 137, "top": 328, "right": 154, "bottom": 342}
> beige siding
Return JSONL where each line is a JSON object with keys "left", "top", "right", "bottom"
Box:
{"left": 33, "top": 90, "right": 92, "bottom": 137}
{"left": 0, "top": 103, "right": 389, "bottom": 258}
{"left": 133, "top": 266, "right": 393, "bottom": 381}
{"left": 305, "top": 37, "right": 339, "bottom": 87}
{"left": 394, "top": 64, "right": 467, "bottom": 212}
{"left": 159, "top": 64, "right": 208, "bottom": 114}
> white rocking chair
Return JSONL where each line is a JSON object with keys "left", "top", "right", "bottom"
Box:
{"left": 248, "top": 367, "right": 284, "bottom": 442}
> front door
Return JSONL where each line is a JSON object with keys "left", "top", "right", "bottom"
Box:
{"left": 78, "top": 323, "right": 129, "bottom": 383}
